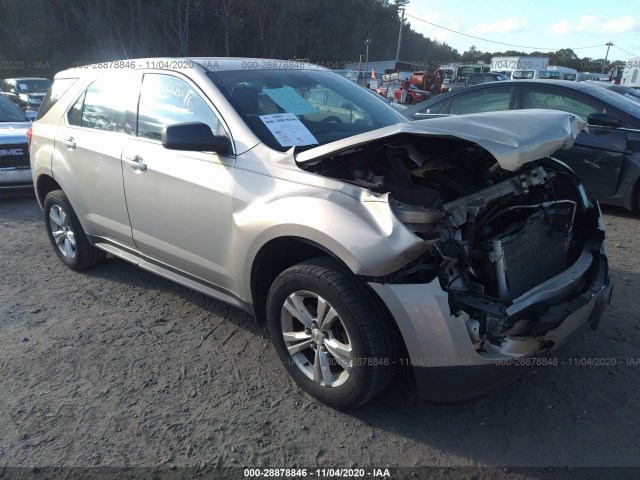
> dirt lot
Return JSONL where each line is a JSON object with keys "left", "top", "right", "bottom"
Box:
{"left": 1, "top": 192, "right": 639, "bottom": 475}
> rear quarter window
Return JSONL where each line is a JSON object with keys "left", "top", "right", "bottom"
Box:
{"left": 35, "top": 78, "right": 78, "bottom": 120}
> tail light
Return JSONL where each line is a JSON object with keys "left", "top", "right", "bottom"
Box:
{"left": 26, "top": 128, "right": 32, "bottom": 153}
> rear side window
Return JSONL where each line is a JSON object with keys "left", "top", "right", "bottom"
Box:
{"left": 36, "top": 78, "right": 78, "bottom": 120}
{"left": 81, "top": 80, "right": 127, "bottom": 132}
{"left": 449, "top": 88, "right": 511, "bottom": 114}
{"left": 66, "top": 74, "right": 137, "bottom": 133}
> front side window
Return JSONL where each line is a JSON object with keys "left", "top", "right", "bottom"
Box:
{"left": 449, "top": 88, "right": 511, "bottom": 114}
{"left": 522, "top": 89, "right": 602, "bottom": 121}
{"left": 137, "top": 74, "right": 218, "bottom": 141}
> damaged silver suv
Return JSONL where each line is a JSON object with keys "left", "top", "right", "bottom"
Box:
{"left": 30, "top": 59, "right": 612, "bottom": 408}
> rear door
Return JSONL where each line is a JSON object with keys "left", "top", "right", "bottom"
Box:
{"left": 121, "top": 72, "right": 235, "bottom": 288}
{"left": 53, "top": 72, "right": 138, "bottom": 247}
{"left": 519, "top": 86, "right": 626, "bottom": 198}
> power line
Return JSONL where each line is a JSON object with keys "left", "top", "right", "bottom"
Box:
{"left": 612, "top": 44, "right": 640, "bottom": 58}
{"left": 406, "top": 13, "right": 607, "bottom": 51}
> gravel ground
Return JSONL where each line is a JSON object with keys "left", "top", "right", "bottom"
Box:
{"left": 1, "top": 193, "right": 639, "bottom": 475}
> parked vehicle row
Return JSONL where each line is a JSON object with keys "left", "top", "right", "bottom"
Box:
{"left": 374, "top": 67, "right": 621, "bottom": 103}
{"left": 29, "top": 58, "right": 612, "bottom": 408}
{"left": 1, "top": 77, "right": 51, "bottom": 111}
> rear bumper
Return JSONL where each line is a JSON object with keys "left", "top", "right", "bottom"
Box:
{"left": 370, "top": 243, "right": 611, "bottom": 402}
{"left": 0, "top": 167, "right": 33, "bottom": 190}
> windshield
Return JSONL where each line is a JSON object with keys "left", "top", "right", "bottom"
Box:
{"left": 207, "top": 69, "right": 408, "bottom": 152}
{"left": 513, "top": 70, "right": 534, "bottom": 79}
{"left": 539, "top": 71, "right": 562, "bottom": 79}
{"left": 16, "top": 79, "right": 52, "bottom": 92}
{"left": 0, "top": 95, "right": 29, "bottom": 122}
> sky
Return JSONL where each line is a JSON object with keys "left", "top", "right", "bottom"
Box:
{"left": 405, "top": 0, "right": 640, "bottom": 61}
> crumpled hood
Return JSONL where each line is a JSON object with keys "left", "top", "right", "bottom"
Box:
{"left": 296, "top": 109, "right": 586, "bottom": 172}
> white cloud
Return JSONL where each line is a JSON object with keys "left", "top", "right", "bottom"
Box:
{"left": 602, "top": 16, "right": 639, "bottom": 34}
{"left": 467, "top": 17, "right": 525, "bottom": 35}
{"left": 547, "top": 15, "right": 640, "bottom": 36}
{"left": 549, "top": 20, "right": 572, "bottom": 36}
{"left": 576, "top": 15, "right": 598, "bottom": 32}
{"left": 405, "top": 5, "right": 460, "bottom": 44}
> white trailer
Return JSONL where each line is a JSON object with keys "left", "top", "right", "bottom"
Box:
{"left": 620, "top": 58, "right": 640, "bottom": 88}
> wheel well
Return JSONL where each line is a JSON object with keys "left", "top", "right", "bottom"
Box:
{"left": 36, "top": 174, "right": 62, "bottom": 208}
{"left": 250, "top": 237, "right": 343, "bottom": 323}
{"left": 634, "top": 178, "right": 640, "bottom": 212}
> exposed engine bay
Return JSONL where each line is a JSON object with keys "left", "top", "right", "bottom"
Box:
{"left": 301, "top": 134, "right": 604, "bottom": 351}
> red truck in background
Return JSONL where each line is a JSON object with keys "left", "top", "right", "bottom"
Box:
{"left": 410, "top": 71, "right": 445, "bottom": 94}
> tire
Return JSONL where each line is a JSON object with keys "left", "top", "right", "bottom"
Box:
{"left": 266, "top": 257, "right": 397, "bottom": 409}
{"left": 44, "top": 190, "right": 105, "bottom": 271}
{"left": 321, "top": 116, "right": 342, "bottom": 125}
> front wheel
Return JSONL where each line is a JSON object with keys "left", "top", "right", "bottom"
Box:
{"left": 44, "top": 190, "right": 105, "bottom": 270}
{"left": 266, "top": 257, "right": 397, "bottom": 409}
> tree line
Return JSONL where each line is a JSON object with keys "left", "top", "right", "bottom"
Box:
{"left": 0, "top": 0, "right": 622, "bottom": 78}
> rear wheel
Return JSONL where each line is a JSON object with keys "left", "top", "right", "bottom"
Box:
{"left": 266, "top": 257, "right": 397, "bottom": 409}
{"left": 44, "top": 190, "right": 105, "bottom": 270}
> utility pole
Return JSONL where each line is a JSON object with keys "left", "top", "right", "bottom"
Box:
{"left": 364, "top": 39, "right": 372, "bottom": 85}
{"left": 357, "top": 54, "right": 363, "bottom": 85}
{"left": 395, "top": 7, "right": 405, "bottom": 65}
{"left": 603, "top": 41, "right": 613, "bottom": 74}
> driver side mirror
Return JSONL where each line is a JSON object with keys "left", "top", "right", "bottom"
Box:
{"left": 162, "top": 122, "right": 229, "bottom": 153}
{"left": 587, "top": 112, "right": 623, "bottom": 128}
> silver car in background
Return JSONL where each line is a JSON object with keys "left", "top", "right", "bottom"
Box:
{"left": 0, "top": 93, "right": 32, "bottom": 190}
{"left": 30, "top": 58, "right": 612, "bottom": 408}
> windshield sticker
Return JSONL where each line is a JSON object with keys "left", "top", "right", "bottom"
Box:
{"left": 259, "top": 113, "right": 318, "bottom": 147}
{"left": 19, "top": 83, "right": 28, "bottom": 90}
{"left": 262, "top": 87, "right": 318, "bottom": 115}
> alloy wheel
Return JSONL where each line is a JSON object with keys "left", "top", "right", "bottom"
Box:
{"left": 280, "top": 290, "right": 353, "bottom": 388}
{"left": 48, "top": 205, "right": 76, "bottom": 260}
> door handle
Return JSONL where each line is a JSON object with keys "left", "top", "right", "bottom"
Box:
{"left": 124, "top": 155, "right": 147, "bottom": 172}
{"left": 61, "top": 137, "right": 75, "bottom": 149}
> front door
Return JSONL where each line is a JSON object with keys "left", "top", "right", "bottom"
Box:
{"left": 122, "top": 72, "right": 235, "bottom": 289}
